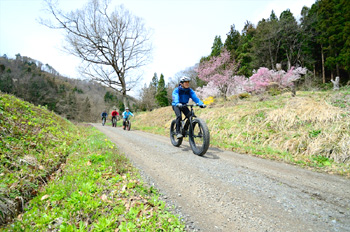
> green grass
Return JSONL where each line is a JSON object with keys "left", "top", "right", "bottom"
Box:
{"left": 1, "top": 94, "right": 78, "bottom": 221}
{"left": 3, "top": 127, "right": 184, "bottom": 231}
{"left": 0, "top": 93, "right": 185, "bottom": 231}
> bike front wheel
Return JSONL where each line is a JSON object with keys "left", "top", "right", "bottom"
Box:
{"left": 170, "top": 120, "right": 183, "bottom": 147}
{"left": 127, "top": 121, "right": 131, "bottom": 131}
{"left": 189, "top": 118, "right": 210, "bottom": 156}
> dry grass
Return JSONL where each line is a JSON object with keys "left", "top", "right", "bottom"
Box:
{"left": 262, "top": 97, "right": 349, "bottom": 162}
{"left": 133, "top": 90, "right": 350, "bottom": 176}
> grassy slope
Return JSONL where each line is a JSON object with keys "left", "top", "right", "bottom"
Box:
{"left": 0, "top": 93, "right": 185, "bottom": 231}
{"left": 132, "top": 89, "right": 350, "bottom": 177}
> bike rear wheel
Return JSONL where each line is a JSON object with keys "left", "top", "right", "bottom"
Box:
{"left": 189, "top": 118, "right": 210, "bottom": 156}
{"left": 170, "top": 119, "right": 183, "bottom": 147}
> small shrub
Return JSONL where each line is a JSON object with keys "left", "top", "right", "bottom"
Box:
{"left": 267, "top": 87, "right": 282, "bottom": 96}
{"left": 238, "top": 93, "right": 251, "bottom": 99}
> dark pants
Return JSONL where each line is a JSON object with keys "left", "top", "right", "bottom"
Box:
{"left": 123, "top": 118, "right": 128, "bottom": 127}
{"left": 172, "top": 105, "right": 190, "bottom": 133}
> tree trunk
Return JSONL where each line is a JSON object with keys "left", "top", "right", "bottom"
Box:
{"left": 123, "top": 94, "right": 128, "bottom": 108}
{"left": 336, "top": 63, "right": 340, "bottom": 77}
{"left": 321, "top": 45, "right": 326, "bottom": 84}
{"left": 269, "top": 44, "right": 274, "bottom": 70}
{"left": 313, "top": 64, "right": 316, "bottom": 78}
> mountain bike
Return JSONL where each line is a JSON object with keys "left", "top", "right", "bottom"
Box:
{"left": 123, "top": 118, "right": 131, "bottom": 131}
{"left": 102, "top": 117, "right": 106, "bottom": 126}
{"left": 112, "top": 116, "right": 118, "bottom": 127}
{"left": 170, "top": 104, "right": 210, "bottom": 156}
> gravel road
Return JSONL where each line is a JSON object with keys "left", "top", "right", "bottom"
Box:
{"left": 92, "top": 124, "right": 350, "bottom": 232}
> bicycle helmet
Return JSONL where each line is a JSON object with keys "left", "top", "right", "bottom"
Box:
{"left": 180, "top": 76, "right": 191, "bottom": 83}
{"left": 125, "top": 107, "right": 129, "bottom": 110}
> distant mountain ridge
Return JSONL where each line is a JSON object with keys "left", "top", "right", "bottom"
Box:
{"left": 0, "top": 54, "right": 136, "bottom": 122}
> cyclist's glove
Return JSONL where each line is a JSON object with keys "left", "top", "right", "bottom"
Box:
{"left": 176, "top": 103, "right": 183, "bottom": 108}
{"left": 200, "top": 104, "right": 206, "bottom": 108}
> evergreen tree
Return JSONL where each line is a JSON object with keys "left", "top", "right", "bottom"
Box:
{"left": 151, "top": 72, "right": 158, "bottom": 90}
{"left": 317, "top": 0, "right": 350, "bottom": 77}
{"left": 252, "top": 11, "right": 281, "bottom": 70}
{"left": 0, "top": 68, "right": 13, "bottom": 93}
{"left": 224, "top": 24, "right": 241, "bottom": 57}
{"left": 236, "top": 21, "right": 255, "bottom": 77}
{"left": 155, "top": 74, "right": 168, "bottom": 107}
{"left": 278, "top": 9, "right": 301, "bottom": 70}
{"left": 339, "top": 0, "right": 350, "bottom": 72}
{"left": 66, "top": 92, "right": 77, "bottom": 120}
{"left": 210, "top": 35, "right": 223, "bottom": 57}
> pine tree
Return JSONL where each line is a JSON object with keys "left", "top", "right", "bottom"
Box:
{"left": 210, "top": 35, "right": 223, "bottom": 57}
{"left": 278, "top": 9, "right": 301, "bottom": 70}
{"left": 155, "top": 74, "right": 168, "bottom": 107}
{"left": 236, "top": 21, "right": 255, "bottom": 77}
{"left": 224, "top": 24, "right": 240, "bottom": 57}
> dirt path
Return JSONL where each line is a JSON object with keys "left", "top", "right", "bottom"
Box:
{"left": 92, "top": 124, "right": 350, "bottom": 232}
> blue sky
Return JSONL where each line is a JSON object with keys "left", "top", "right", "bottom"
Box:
{"left": 0, "top": 0, "right": 315, "bottom": 97}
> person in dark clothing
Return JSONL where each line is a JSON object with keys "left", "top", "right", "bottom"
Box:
{"left": 171, "top": 76, "right": 206, "bottom": 138}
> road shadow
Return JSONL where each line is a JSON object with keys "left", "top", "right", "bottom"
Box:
{"left": 201, "top": 147, "right": 222, "bottom": 159}
{"left": 181, "top": 146, "right": 221, "bottom": 160}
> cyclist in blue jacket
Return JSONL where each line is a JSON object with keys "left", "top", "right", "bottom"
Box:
{"left": 172, "top": 76, "right": 206, "bottom": 139}
{"left": 122, "top": 107, "right": 134, "bottom": 129}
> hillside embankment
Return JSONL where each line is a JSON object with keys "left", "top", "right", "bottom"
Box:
{"left": 0, "top": 93, "right": 185, "bottom": 231}
{"left": 132, "top": 90, "right": 350, "bottom": 177}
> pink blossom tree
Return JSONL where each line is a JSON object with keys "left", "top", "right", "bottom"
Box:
{"left": 197, "top": 49, "right": 239, "bottom": 97}
{"left": 227, "top": 75, "right": 250, "bottom": 96}
{"left": 197, "top": 50, "right": 308, "bottom": 98}
{"left": 247, "top": 66, "right": 307, "bottom": 93}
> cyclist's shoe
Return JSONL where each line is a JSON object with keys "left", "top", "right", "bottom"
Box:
{"left": 176, "top": 133, "right": 183, "bottom": 139}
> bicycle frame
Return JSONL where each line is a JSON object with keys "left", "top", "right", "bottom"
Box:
{"left": 182, "top": 104, "right": 197, "bottom": 137}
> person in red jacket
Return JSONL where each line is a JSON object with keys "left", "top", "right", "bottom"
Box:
{"left": 111, "top": 108, "right": 119, "bottom": 127}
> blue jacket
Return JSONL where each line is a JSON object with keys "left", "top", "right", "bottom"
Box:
{"left": 172, "top": 85, "right": 204, "bottom": 106}
{"left": 101, "top": 112, "right": 107, "bottom": 117}
{"left": 122, "top": 111, "right": 134, "bottom": 119}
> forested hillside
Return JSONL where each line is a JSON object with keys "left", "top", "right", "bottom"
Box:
{"left": 139, "top": 0, "right": 350, "bottom": 110}
{"left": 203, "top": 0, "right": 350, "bottom": 83}
{"left": 0, "top": 55, "right": 137, "bottom": 122}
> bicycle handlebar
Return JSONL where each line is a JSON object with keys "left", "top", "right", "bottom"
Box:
{"left": 180, "top": 103, "right": 206, "bottom": 109}
{"left": 181, "top": 103, "right": 199, "bottom": 107}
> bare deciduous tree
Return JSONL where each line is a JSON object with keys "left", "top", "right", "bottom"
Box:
{"left": 41, "top": 0, "right": 153, "bottom": 107}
